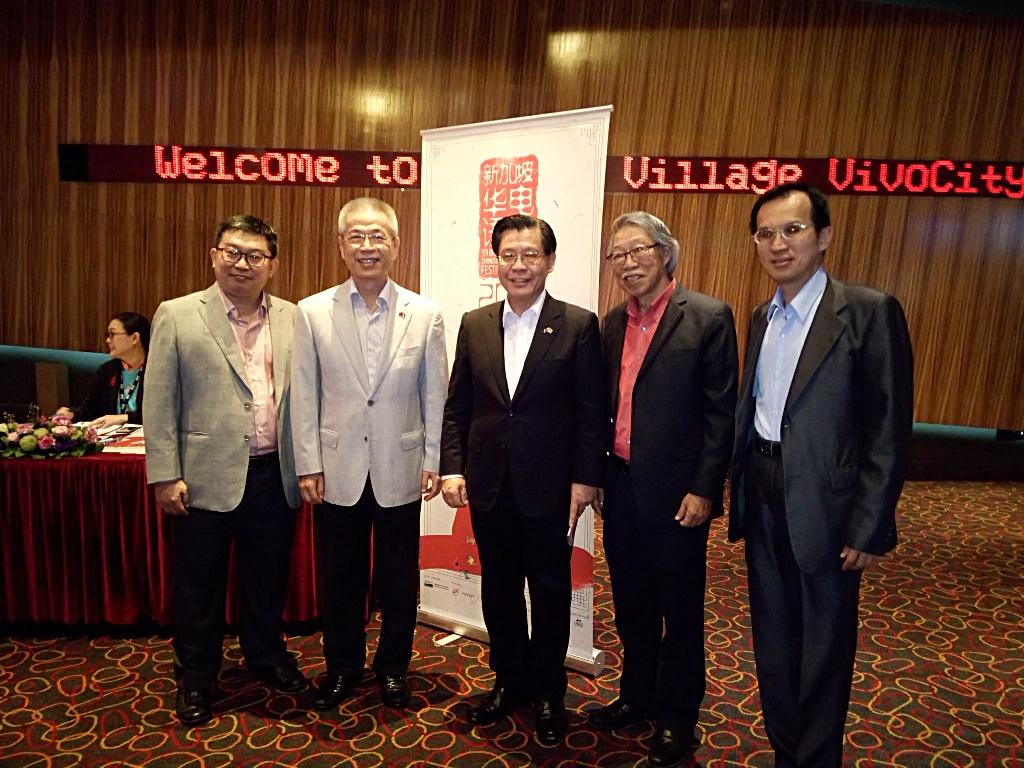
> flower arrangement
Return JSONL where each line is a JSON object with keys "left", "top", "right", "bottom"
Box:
{"left": 1, "top": 407, "right": 103, "bottom": 459}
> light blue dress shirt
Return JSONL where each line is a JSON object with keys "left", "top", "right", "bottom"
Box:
{"left": 754, "top": 267, "right": 828, "bottom": 442}
{"left": 349, "top": 279, "right": 396, "bottom": 388}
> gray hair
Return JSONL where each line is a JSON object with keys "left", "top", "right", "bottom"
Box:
{"left": 337, "top": 197, "right": 399, "bottom": 238}
{"left": 607, "top": 211, "right": 679, "bottom": 277}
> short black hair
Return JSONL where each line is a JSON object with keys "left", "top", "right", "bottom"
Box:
{"left": 112, "top": 311, "right": 151, "bottom": 353}
{"left": 213, "top": 214, "right": 279, "bottom": 259}
{"left": 749, "top": 183, "right": 831, "bottom": 234}
{"left": 490, "top": 215, "right": 556, "bottom": 256}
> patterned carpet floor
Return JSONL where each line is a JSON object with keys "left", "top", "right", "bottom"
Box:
{"left": 1, "top": 480, "right": 1022, "bottom": 767}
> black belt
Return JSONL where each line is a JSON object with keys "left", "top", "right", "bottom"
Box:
{"left": 754, "top": 436, "right": 782, "bottom": 458}
{"left": 248, "top": 451, "right": 279, "bottom": 466}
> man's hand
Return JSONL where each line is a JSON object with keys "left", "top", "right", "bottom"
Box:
{"left": 840, "top": 546, "right": 883, "bottom": 571}
{"left": 441, "top": 477, "right": 468, "bottom": 509}
{"left": 421, "top": 471, "right": 441, "bottom": 501}
{"left": 675, "top": 493, "right": 711, "bottom": 527}
{"left": 90, "top": 413, "right": 129, "bottom": 429}
{"left": 299, "top": 473, "right": 325, "bottom": 505}
{"left": 154, "top": 479, "right": 190, "bottom": 515}
{"left": 568, "top": 483, "right": 599, "bottom": 539}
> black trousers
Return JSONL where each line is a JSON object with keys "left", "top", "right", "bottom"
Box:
{"left": 744, "top": 447, "right": 862, "bottom": 768}
{"left": 316, "top": 476, "right": 421, "bottom": 677}
{"left": 171, "top": 454, "right": 297, "bottom": 691}
{"left": 470, "top": 479, "right": 571, "bottom": 701}
{"left": 603, "top": 457, "right": 710, "bottom": 732}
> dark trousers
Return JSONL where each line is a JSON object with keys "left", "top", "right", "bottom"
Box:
{"left": 470, "top": 479, "right": 571, "bottom": 701}
{"left": 603, "top": 457, "right": 709, "bottom": 732}
{"left": 171, "top": 454, "right": 296, "bottom": 691}
{"left": 745, "top": 448, "right": 862, "bottom": 768}
{"left": 317, "top": 476, "right": 421, "bottom": 677}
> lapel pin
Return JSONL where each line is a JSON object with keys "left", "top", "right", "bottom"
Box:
{"left": 543, "top": 326, "right": 555, "bottom": 334}
{"left": 399, "top": 311, "right": 406, "bottom": 319}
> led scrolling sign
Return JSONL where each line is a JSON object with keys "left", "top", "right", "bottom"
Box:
{"left": 57, "top": 144, "right": 1024, "bottom": 199}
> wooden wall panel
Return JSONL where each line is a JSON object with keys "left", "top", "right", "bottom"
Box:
{"left": 1, "top": 0, "right": 1022, "bottom": 428}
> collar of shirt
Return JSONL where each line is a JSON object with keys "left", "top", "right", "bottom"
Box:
{"left": 626, "top": 278, "right": 676, "bottom": 325}
{"left": 348, "top": 278, "right": 395, "bottom": 315}
{"left": 767, "top": 267, "right": 828, "bottom": 323}
{"left": 502, "top": 289, "right": 547, "bottom": 328}
{"left": 217, "top": 286, "right": 268, "bottom": 324}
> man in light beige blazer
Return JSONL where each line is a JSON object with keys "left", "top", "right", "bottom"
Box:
{"left": 144, "top": 214, "right": 305, "bottom": 727}
{"left": 291, "top": 197, "right": 448, "bottom": 711}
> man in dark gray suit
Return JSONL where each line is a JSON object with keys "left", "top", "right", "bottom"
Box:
{"left": 588, "top": 211, "right": 737, "bottom": 768}
{"left": 145, "top": 214, "right": 305, "bottom": 726}
{"left": 730, "top": 184, "right": 914, "bottom": 767}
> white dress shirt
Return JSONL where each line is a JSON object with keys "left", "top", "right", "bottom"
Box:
{"left": 502, "top": 290, "right": 546, "bottom": 397}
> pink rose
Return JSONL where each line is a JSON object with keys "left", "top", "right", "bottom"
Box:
{"left": 85, "top": 427, "right": 99, "bottom": 443}
{"left": 50, "top": 415, "right": 72, "bottom": 426}
{"left": 17, "top": 423, "right": 34, "bottom": 436}
{"left": 38, "top": 434, "right": 56, "bottom": 450}
{"left": 51, "top": 425, "right": 70, "bottom": 437}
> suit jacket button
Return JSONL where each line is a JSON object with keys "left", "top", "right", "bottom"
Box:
{"left": 508, "top": 409, "right": 513, "bottom": 417}
{"left": 244, "top": 435, "right": 250, "bottom": 442}
{"left": 368, "top": 399, "right": 375, "bottom": 406}
{"left": 363, "top": 436, "right": 368, "bottom": 442}
{"left": 244, "top": 402, "right": 251, "bottom": 411}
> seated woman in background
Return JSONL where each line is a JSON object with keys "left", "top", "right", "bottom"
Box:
{"left": 56, "top": 312, "right": 150, "bottom": 428}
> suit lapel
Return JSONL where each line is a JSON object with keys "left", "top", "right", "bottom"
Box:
{"left": 267, "top": 294, "right": 289, "bottom": 405}
{"left": 331, "top": 281, "right": 371, "bottom": 395}
{"left": 603, "top": 306, "right": 627, "bottom": 413}
{"left": 636, "top": 287, "right": 686, "bottom": 383}
{"left": 485, "top": 303, "right": 511, "bottom": 404}
{"left": 512, "top": 296, "right": 563, "bottom": 402}
{"left": 741, "top": 305, "right": 769, "bottom": 405}
{"left": 198, "top": 284, "right": 250, "bottom": 391}
{"left": 369, "top": 284, "right": 412, "bottom": 397}
{"left": 785, "top": 278, "right": 847, "bottom": 413}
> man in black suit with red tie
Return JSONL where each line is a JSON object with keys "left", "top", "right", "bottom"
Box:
{"left": 731, "top": 183, "right": 914, "bottom": 767}
{"left": 440, "top": 214, "right": 606, "bottom": 747}
{"left": 587, "top": 211, "right": 737, "bottom": 767}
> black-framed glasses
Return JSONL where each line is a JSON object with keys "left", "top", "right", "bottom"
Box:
{"left": 752, "top": 221, "right": 810, "bottom": 246}
{"left": 105, "top": 331, "right": 129, "bottom": 339}
{"left": 343, "top": 231, "right": 391, "bottom": 248}
{"left": 605, "top": 243, "right": 661, "bottom": 265}
{"left": 214, "top": 246, "right": 273, "bottom": 266}
{"left": 496, "top": 250, "right": 546, "bottom": 266}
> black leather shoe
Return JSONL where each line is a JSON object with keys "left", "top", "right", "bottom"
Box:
{"left": 376, "top": 671, "right": 411, "bottom": 709}
{"left": 534, "top": 699, "right": 568, "bottom": 746}
{"left": 587, "top": 698, "right": 647, "bottom": 730}
{"left": 466, "top": 686, "right": 525, "bottom": 725}
{"left": 647, "top": 727, "right": 700, "bottom": 767}
{"left": 313, "top": 673, "right": 363, "bottom": 711}
{"left": 175, "top": 687, "right": 212, "bottom": 726}
{"left": 251, "top": 662, "right": 308, "bottom": 694}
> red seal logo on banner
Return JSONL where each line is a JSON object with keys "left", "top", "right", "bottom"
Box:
{"left": 478, "top": 155, "right": 539, "bottom": 279}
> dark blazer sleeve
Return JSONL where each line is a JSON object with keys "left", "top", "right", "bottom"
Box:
{"left": 74, "top": 359, "right": 119, "bottom": 422}
{"left": 571, "top": 310, "right": 607, "bottom": 488}
{"left": 689, "top": 303, "right": 739, "bottom": 501}
{"left": 847, "top": 293, "right": 914, "bottom": 554}
{"left": 440, "top": 314, "right": 472, "bottom": 476}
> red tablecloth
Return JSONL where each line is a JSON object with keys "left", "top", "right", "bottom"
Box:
{"left": 0, "top": 454, "right": 319, "bottom": 625}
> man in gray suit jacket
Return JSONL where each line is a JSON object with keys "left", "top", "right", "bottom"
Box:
{"left": 145, "top": 214, "right": 305, "bottom": 727}
{"left": 290, "top": 198, "right": 448, "bottom": 711}
{"left": 730, "top": 184, "right": 914, "bottom": 767}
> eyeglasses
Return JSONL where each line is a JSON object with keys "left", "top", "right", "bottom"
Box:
{"left": 343, "top": 231, "right": 391, "bottom": 248}
{"left": 497, "top": 250, "right": 546, "bottom": 266}
{"left": 105, "top": 331, "right": 129, "bottom": 339}
{"left": 605, "top": 243, "right": 661, "bottom": 265}
{"left": 752, "top": 222, "right": 811, "bottom": 246}
{"left": 214, "top": 246, "right": 273, "bottom": 266}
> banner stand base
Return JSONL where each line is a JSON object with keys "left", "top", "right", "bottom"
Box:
{"left": 418, "top": 609, "right": 605, "bottom": 677}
